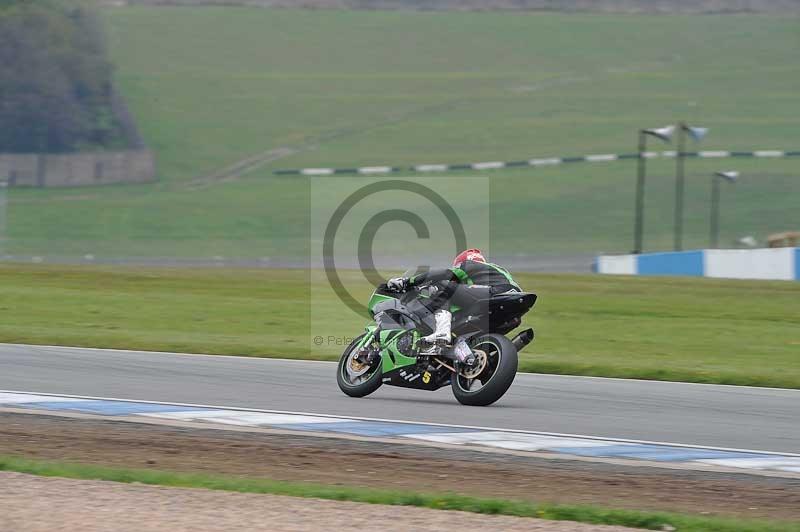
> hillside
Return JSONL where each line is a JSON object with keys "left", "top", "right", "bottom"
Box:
{"left": 0, "top": 1, "right": 127, "bottom": 153}
{"left": 5, "top": 7, "right": 799, "bottom": 259}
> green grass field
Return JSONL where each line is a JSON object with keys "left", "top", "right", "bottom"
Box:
{"left": 1, "top": 264, "right": 797, "bottom": 388}
{"left": 5, "top": 7, "right": 799, "bottom": 257}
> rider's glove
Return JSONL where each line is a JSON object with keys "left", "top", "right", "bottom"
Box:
{"left": 387, "top": 277, "right": 409, "bottom": 292}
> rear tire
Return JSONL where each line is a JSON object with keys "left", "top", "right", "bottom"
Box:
{"left": 337, "top": 334, "right": 383, "bottom": 398}
{"left": 451, "top": 333, "right": 517, "bottom": 406}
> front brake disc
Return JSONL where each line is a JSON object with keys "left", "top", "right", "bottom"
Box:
{"left": 346, "top": 352, "right": 372, "bottom": 378}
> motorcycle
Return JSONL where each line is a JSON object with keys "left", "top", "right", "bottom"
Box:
{"left": 336, "top": 270, "right": 537, "bottom": 406}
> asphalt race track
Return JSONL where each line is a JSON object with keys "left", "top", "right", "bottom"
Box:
{"left": 0, "top": 343, "right": 797, "bottom": 454}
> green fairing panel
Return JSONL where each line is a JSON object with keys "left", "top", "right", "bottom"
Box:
{"left": 367, "top": 293, "right": 396, "bottom": 315}
{"left": 379, "top": 329, "right": 417, "bottom": 372}
{"left": 362, "top": 325, "right": 417, "bottom": 373}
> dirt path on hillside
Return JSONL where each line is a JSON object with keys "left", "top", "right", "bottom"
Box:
{"left": 2, "top": 413, "right": 799, "bottom": 521}
{"left": 0, "top": 471, "right": 638, "bottom": 532}
{"left": 180, "top": 99, "right": 463, "bottom": 190}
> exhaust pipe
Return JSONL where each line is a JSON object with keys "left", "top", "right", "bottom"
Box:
{"left": 511, "top": 328, "right": 535, "bottom": 352}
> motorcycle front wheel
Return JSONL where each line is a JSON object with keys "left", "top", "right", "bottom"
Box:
{"left": 336, "top": 334, "right": 383, "bottom": 398}
{"left": 451, "top": 333, "right": 518, "bottom": 406}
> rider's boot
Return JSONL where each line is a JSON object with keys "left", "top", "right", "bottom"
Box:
{"left": 422, "top": 310, "right": 451, "bottom": 344}
{"left": 418, "top": 310, "right": 451, "bottom": 356}
{"left": 418, "top": 310, "right": 476, "bottom": 366}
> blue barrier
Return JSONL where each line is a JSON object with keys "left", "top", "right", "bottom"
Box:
{"left": 796, "top": 249, "right": 800, "bottom": 281}
{"left": 637, "top": 251, "right": 704, "bottom": 277}
{"left": 597, "top": 248, "right": 799, "bottom": 281}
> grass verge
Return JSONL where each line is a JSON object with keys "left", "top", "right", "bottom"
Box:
{"left": 1, "top": 455, "right": 797, "bottom": 532}
{"left": 1, "top": 264, "right": 798, "bottom": 388}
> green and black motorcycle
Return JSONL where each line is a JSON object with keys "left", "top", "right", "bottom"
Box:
{"left": 336, "top": 271, "right": 537, "bottom": 406}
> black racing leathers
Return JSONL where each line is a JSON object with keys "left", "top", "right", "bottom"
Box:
{"left": 404, "top": 260, "right": 521, "bottom": 334}
{"left": 409, "top": 260, "right": 520, "bottom": 293}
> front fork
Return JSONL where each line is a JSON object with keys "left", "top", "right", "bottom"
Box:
{"left": 353, "top": 329, "right": 380, "bottom": 365}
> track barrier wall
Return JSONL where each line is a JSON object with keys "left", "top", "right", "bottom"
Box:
{"left": 595, "top": 248, "right": 800, "bottom": 281}
{"left": 0, "top": 150, "right": 156, "bottom": 188}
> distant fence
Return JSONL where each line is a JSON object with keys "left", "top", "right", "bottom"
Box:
{"left": 595, "top": 248, "right": 800, "bottom": 281}
{"left": 0, "top": 150, "right": 156, "bottom": 188}
{"left": 275, "top": 149, "right": 800, "bottom": 176}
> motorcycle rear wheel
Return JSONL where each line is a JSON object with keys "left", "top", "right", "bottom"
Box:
{"left": 451, "top": 333, "right": 518, "bottom": 406}
{"left": 337, "top": 334, "right": 383, "bottom": 398}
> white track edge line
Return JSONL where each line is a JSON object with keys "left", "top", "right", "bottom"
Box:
{"left": 2, "top": 388, "right": 798, "bottom": 458}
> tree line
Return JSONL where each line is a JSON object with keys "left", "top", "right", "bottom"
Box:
{"left": 0, "top": 0, "right": 124, "bottom": 153}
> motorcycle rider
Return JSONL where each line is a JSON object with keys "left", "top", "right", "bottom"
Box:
{"left": 386, "top": 249, "right": 521, "bottom": 361}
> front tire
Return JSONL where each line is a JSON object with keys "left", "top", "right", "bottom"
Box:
{"left": 452, "top": 333, "right": 518, "bottom": 406}
{"left": 337, "top": 334, "right": 383, "bottom": 398}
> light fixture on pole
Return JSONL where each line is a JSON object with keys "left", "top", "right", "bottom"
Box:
{"left": 633, "top": 125, "right": 674, "bottom": 254}
{"left": 645, "top": 125, "right": 675, "bottom": 143}
{"left": 710, "top": 171, "right": 738, "bottom": 249}
{"left": 674, "top": 122, "right": 709, "bottom": 251}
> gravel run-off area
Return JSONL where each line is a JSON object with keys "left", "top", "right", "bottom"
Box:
{"left": 0, "top": 471, "right": 638, "bottom": 532}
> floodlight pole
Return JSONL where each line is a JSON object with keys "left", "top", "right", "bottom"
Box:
{"left": 633, "top": 125, "right": 673, "bottom": 254}
{"left": 709, "top": 176, "right": 721, "bottom": 249}
{"left": 633, "top": 130, "right": 648, "bottom": 254}
{"left": 0, "top": 178, "right": 6, "bottom": 260}
{"left": 710, "top": 172, "right": 737, "bottom": 249}
{"left": 673, "top": 122, "right": 709, "bottom": 251}
{"left": 674, "top": 122, "right": 687, "bottom": 251}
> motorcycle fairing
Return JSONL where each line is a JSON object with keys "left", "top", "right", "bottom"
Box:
{"left": 359, "top": 324, "right": 449, "bottom": 390}
{"left": 382, "top": 364, "right": 450, "bottom": 391}
{"left": 361, "top": 325, "right": 417, "bottom": 373}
